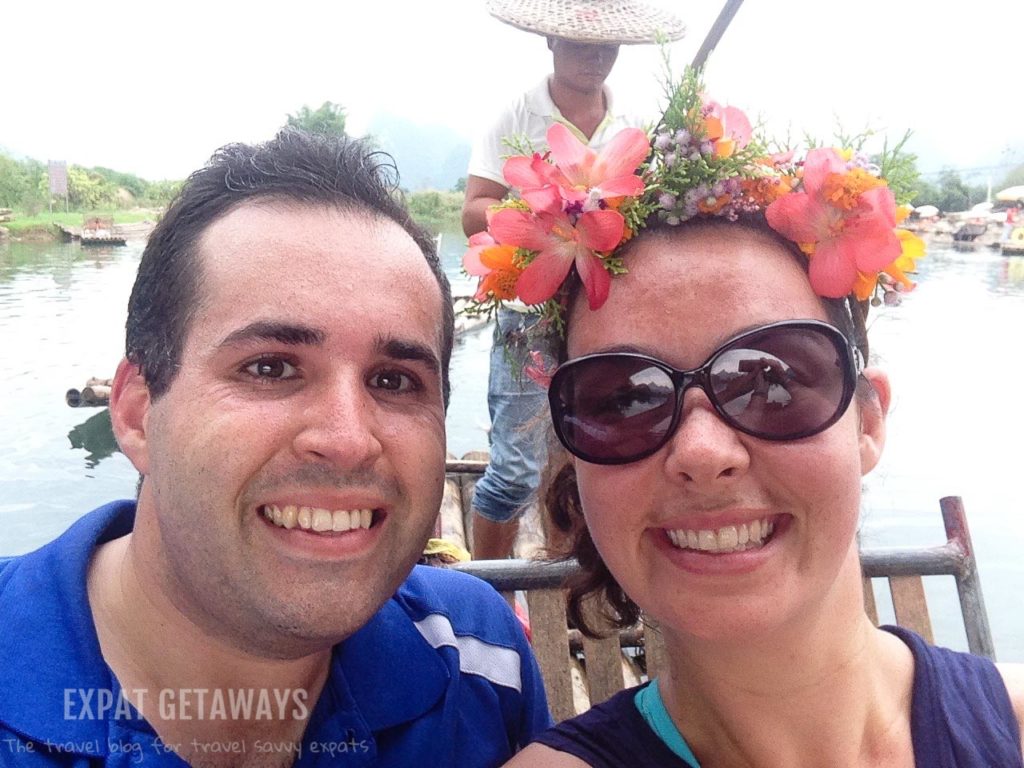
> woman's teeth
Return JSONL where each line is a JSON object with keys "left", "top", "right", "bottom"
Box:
{"left": 667, "top": 518, "right": 775, "bottom": 553}
{"left": 261, "top": 504, "right": 373, "bottom": 534}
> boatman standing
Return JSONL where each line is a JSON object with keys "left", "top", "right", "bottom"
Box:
{"left": 0, "top": 130, "right": 550, "bottom": 766}
{"left": 462, "top": 0, "right": 686, "bottom": 560}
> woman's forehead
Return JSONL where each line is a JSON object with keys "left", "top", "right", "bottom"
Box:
{"left": 567, "top": 225, "right": 828, "bottom": 356}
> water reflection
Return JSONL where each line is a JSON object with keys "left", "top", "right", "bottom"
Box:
{"left": 0, "top": 240, "right": 121, "bottom": 286}
{"left": 67, "top": 409, "right": 120, "bottom": 468}
{"left": 1000, "top": 256, "right": 1024, "bottom": 289}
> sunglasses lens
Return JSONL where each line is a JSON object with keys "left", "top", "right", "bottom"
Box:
{"left": 552, "top": 356, "right": 677, "bottom": 463}
{"left": 708, "top": 326, "right": 850, "bottom": 439}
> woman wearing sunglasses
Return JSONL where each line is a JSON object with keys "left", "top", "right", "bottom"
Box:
{"left": 466, "top": 71, "right": 1024, "bottom": 767}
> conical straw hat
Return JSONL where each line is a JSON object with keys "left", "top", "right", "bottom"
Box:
{"left": 487, "top": 0, "right": 685, "bottom": 44}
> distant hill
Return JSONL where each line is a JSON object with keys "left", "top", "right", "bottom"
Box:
{"left": 368, "top": 113, "right": 470, "bottom": 192}
{"left": 910, "top": 134, "right": 1024, "bottom": 188}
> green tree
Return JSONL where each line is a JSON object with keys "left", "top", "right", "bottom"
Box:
{"left": 66, "top": 167, "right": 117, "bottom": 209}
{"left": 451, "top": 177, "right": 466, "bottom": 193}
{"left": 874, "top": 131, "right": 919, "bottom": 206}
{"left": 911, "top": 169, "right": 986, "bottom": 213}
{"left": 0, "top": 154, "right": 32, "bottom": 208}
{"left": 285, "top": 102, "right": 348, "bottom": 137}
{"left": 0, "top": 154, "right": 47, "bottom": 214}
{"left": 999, "top": 163, "right": 1024, "bottom": 190}
{"left": 142, "top": 179, "right": 183, "bottom": 207}
{"left": 89, "top": 166, "right": 148, "bottom": 199}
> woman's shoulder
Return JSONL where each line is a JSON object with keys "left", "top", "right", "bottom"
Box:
{"left": 499, "top": 689, "right": 641, "bottom": 767}
{"left": 885, "top": 626, "right": 1023, "bottom": 763}
{"left": 502, "top": 743, "right": 592, "bottom": 767}
{"left": 997, "top": 663, "right": 1024, "bottom": 751}
{"left": 506, "top": 685, "right": 693, "bottom": 768}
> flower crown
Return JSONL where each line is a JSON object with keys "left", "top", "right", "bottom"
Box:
{"left": 463, "top": 68, "right": 925, "bottom": 321}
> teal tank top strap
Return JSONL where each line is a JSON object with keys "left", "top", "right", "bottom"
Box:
{"left": 634, "top": 678, "right": 701, "bottom": 768}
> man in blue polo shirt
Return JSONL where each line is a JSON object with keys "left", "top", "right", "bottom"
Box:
{"left": 0, "top": 130, "right": 549, "bottom": 766}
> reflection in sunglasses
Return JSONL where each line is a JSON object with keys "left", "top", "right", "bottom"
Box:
{"left": 550, "top": 321, "right": 858, "bottom": 463}
{"left": 714, "top": 355, "right": 795, "bottom": 416}
{"left": 575, "top": 369, "right": 673, "bottom": 419}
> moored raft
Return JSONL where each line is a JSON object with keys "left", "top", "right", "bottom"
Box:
{"left": 65, "top": 378, "right": 112, "bottom": 407}
{"left": 1002, "top": 227, "right": 1024, "bottom": 256}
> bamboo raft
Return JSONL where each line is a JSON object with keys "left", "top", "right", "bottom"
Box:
{"left": 65, "top": 377, "right": 112, "bottom": 407}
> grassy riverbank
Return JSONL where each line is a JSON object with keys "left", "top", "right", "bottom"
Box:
{"left": 2, "top": 192, "right": 463, "bottom": 242}
{"left": 1, "top": 210, "right": 161, "bottom": 240}
{"left": 407, "top": 190, "right": 463, "bottom": 234}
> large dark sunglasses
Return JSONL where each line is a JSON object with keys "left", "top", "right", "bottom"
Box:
{"left": 548, "top": 320, "right": 860, "bottom": 465}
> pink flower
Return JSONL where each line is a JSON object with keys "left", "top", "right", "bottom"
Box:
{"left": 524, "top": 350, "right": 555, "bottom": 388}
{"left": 499, "top": 124, "right": 648, "bottom": 216}
{"left": 765, "top": 148, "right": 900, "bottom": 298}
{"left": 703, "top": 101, "right": 752, "bottom": 159}
{"left": 546, "top": 123, "right": 648, "bottom": 208}
{"left": 489, "top": 207, "right": 624, "bottom": 309}
{"left": 503, "top": 152, "right": 563, "bottom": 215}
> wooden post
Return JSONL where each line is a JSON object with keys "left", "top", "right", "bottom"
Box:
{"left": 941, "top": 496, "right": 996, "bottom": 660}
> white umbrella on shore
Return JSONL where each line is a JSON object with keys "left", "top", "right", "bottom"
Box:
{"left": 996, "top": 186, "right": 1024, "bottom": 202}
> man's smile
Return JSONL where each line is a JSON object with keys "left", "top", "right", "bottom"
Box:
{"left": 259, "top": 504, "right": 379, "bottom": 534}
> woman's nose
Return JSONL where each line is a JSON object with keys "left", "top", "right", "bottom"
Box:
{"left": 661, "top": 388, "right": 751, "bottom": 484}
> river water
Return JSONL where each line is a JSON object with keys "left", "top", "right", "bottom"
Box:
{"left": 1, "top": 233, "right": 1022, "bottom": 659}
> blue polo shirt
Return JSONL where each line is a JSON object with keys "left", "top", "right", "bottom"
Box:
{"left": 0, "top": 501, "right": 551, "bottom": 766}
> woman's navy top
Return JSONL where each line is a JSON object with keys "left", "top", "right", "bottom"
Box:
{"left": 534, "top": 626, "right": 1022, "bottom": 767}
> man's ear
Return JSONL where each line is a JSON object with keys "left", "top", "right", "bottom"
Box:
{"left": 110, "top": 358, "right": 152, "bottom": 475}
{"left": 858, "top": 368, "right": 890, "bottom": 476}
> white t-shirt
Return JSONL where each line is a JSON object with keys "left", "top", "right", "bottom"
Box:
{"left": 467, "top": 77, "right": 645, "bottom": 187}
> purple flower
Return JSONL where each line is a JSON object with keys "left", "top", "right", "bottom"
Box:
{"left": 564, "top": 200, "right": 584, "bottom": 217}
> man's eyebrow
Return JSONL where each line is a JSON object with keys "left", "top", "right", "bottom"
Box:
{"left": 218, "top": 321, "right": 325, "bottom": 349}
{"left": 377, "top": 336, "right": 441, "bottom": 375}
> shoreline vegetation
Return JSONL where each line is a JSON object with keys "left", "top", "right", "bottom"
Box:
{"left": 0, "top": 191, "right": 465, "bottom": 243}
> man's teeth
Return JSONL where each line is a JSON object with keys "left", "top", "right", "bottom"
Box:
{"left": 261, "top": 505, "right": 373, "bottom": 533}
{"left": 667, "top": 519, "right": 775, "bottom": 553}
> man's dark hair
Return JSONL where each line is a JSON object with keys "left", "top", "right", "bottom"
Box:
{"left": 125, "top": 128, "right": 454, "bottom": 405}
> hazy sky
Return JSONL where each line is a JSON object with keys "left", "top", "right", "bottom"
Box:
{"left": 2, "top": 0, "right": 1021, "bottom": 185}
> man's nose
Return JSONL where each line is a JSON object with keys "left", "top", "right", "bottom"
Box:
{"left": 292, "top": 375, "right": 384, "bottom": 469}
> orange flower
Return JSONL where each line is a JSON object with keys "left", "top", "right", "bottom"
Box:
{"left": 886, "top": 229, "right": 926, "bottom": 289}
{"left": 849, "top": 229, "right": 926, "bottom": 301}
{"left": 820, "top": 167, "right": 885, "bottom": 211}
{"left": 851, "top": 270, "right": 878, "bottom": 301}
{"left": 765, "top": 148, "right": 900, "bottom": 298}
{"left": 743, "top": 174, "right": 794, "bottom": 207}
{"left": 703, "top": 101, "right": 752, "bottom": 160}
{"left": 697, "top": 194, "right": 733, "bottom": 215}
{"left": 462, "top": 232, "right": 523, "bottom": 301}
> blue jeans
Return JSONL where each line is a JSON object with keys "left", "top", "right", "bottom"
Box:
{"left": 472, "top": 309, "right": 557, "bottom": 523}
